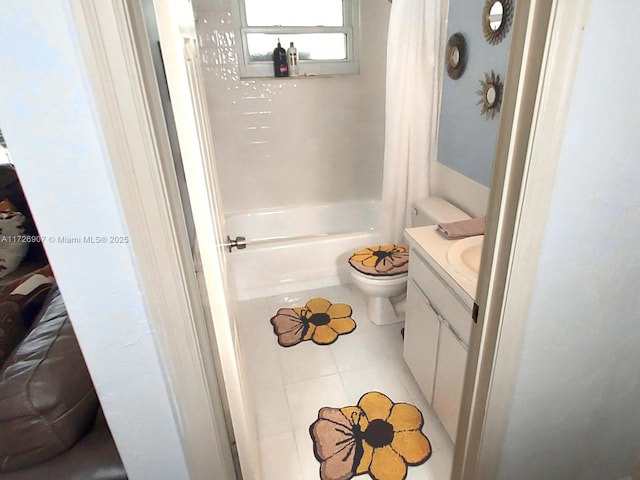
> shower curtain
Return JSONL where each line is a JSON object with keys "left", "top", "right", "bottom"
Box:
{"left": 381, "top": 0, "right": 446, "bottom": 243}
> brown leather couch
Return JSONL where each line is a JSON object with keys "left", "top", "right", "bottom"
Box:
{"left": 0, "top": 164, "right": 126, "bottom": 479}
{"left": 0, "top": 282, "right": 127, "bottom": 479}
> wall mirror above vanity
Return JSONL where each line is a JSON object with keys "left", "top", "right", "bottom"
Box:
{"left": 489, "top": 1, "right": 503, "bottom": 30}
{"left": 482, "top": 0, "right": 514, "bottom": 45}
{"left": 477, "top": 70, "right": 503, "bottom": 120}
{"left": 445, "top": 33, "right": 468, "bottom": 80}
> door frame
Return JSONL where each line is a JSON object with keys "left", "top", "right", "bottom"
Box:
{"left": 144, "top": 0, "right": 262, "bottom": 478}
{"left": 69, "top": 0, "right": 243, "bottom": 478}
{"left": 453, "top": 0, "right": 591, "bottom": 478}
{"left": 67, "top": 0, "right": 594, "bottom": 478}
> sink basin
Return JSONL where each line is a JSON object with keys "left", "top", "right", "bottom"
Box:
{"left": 446, "top": 235, "right": 483, "bottom": 282}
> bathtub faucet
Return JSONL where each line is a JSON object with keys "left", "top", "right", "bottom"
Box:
{"left": 225, "top": 235, "right": 247, "bottom": 252}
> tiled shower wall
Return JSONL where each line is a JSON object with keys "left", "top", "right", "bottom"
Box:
{"left": 193, "top": 0, "right": 390, "bottom": 214}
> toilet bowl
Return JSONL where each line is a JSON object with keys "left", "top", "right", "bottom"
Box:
{"left": 347, "top": 197, "right": 472, "bottom": 326}
{"left": 348, "top": 265, "right": 408, "bottom": 325}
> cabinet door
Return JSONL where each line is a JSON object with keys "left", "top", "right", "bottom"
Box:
{"left": 432, "top": 323, "right": 468, "bottom": 443}
{"left": 403, "top": 280, "right": 440, "bottom": 404}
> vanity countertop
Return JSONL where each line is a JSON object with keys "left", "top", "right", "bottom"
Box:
{"left": 403, "top": 226, "right": 480, "bottom": 310}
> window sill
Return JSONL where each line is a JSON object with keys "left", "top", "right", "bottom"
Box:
{"left": 239, "top": 73, "right": 360, "bottom": 80}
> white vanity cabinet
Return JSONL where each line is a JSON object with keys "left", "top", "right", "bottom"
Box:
{"left": 432, "top": 318, "right": 468, "bottom": 441}
{"left": 402, "top": 229, "right": 475, "bottom": 444}
{"left": 403, "top": 280, "right": 440, "bottom": 404}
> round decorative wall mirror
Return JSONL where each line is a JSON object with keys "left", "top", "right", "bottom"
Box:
{"left": 451, "top": 47, "right": 460, "bottom": 66}
{"left": 482, "top": 0, "right": 514, "bottom": 45}
{"left": 485, "top": 85, "right": 496, "bottom": 104}
{"left": 445, "top": 33, "right": 468, "bottom": 80}
{"left": 489, "top": 2, "right": 503, "bottom": 30}
{"left": 477, "top": 70, "right": 503, "bottom": 120}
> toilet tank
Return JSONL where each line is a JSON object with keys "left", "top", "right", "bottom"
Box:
{"left": 411, "top": 197, "right": 471, "bottom": 227}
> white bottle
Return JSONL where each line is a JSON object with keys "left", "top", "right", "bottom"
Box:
{"left": 287, "top": 42, "right": 299, "bottom": 77}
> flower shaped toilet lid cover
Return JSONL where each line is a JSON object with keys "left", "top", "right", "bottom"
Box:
{"left": 348, "top": 244, "right": 410, "bottom": 277}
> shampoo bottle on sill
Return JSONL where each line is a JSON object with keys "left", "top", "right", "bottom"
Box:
{"left": 287, "top": 42, "right": 299, "bottom": 77}
{"left": 273, "top": 38, "right": 289, "bottom": 77}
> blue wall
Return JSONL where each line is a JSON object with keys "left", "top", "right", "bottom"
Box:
{"left": 437, "top": 0, "right": 513, "bottom": 187}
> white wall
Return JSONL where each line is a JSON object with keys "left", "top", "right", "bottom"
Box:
{"left": 431, "top": 162, "right": 489, "bottom": 219}
{"left": 0, "top": 2, "right": 192, "bottom": 478}
{"left": 496, "top": 1, "right": 640, "bottom": 478}
{"left": 193, "top": 0, "right": 390, "bottom": 214}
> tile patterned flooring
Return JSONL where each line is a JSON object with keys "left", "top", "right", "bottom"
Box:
{"left": 237, "top": 284, "right": 454, "bottom": 480}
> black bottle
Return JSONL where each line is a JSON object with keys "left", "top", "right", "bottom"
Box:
{"left": 273, "top": 38, "right": 289, "bottom": 77}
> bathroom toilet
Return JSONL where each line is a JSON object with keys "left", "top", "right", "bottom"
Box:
{"left": 348, "top": 197, "right": 471, "bottom": 325}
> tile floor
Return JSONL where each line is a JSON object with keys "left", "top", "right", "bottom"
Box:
{"left": 237, "top": 283, "right": 454, "bottom": 480}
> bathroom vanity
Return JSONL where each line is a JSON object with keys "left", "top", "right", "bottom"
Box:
{"left": 402, "top": 226, "right": 481, "bottom": 443}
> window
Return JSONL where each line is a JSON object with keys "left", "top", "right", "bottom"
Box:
{"left": 237, "top": 0, "right": 360, "bottom": 77}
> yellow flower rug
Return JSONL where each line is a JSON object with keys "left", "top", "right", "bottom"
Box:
{"left": 309, "top": 392, "right": 431, "bottom": 480}
{"left": 270, "top": 298, "right": 356, "bottom": 347}
{"left": 348, "top": 244, "right": 410, "bottom": 277}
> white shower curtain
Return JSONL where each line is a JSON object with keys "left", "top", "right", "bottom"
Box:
{"left": 381, "top": 0, "right": 446, "bottom": 243}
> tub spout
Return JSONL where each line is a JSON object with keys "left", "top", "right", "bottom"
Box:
{"left": 225, "top": 235, "right": 247, "bottom": 252}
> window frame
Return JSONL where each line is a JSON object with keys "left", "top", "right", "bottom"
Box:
{"left": 236, "top": 0, "right": 360, "bottom": 77}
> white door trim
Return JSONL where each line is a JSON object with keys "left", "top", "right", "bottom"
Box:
{"left": 69, "top": 1, "right": 237, "bottom": 478}
{"left": 150, "top": 1, "right": 262, "bottom": 479}
{"left": 454, "top": 0, "right": 591, "bottom": 478}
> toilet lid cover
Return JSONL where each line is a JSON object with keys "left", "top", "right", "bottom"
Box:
{"left": 348, "top": 244, "right": 410, "bottom": 277}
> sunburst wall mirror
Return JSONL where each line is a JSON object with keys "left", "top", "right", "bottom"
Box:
{"left": 477, "top": 70, "right": 503, "bottom": 120}
{"left": 482, "top": 0, "right": 514, "bottom": 45}
{"left": 445, "top": 33, "right": 468, "bottom": 80}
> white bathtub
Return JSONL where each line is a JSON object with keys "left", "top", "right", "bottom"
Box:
{"left": 226, "top": 201, "right": 381, "bottom": 300}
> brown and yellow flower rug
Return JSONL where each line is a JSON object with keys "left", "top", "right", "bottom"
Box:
{"left": 309, "top": 392, "right": 431, "bottom": 480}
{"left": 270, "top": 298, "right": 356, "bottom": 347}
{"left": 348, "top": 244, "right": 410, "bottom": 277}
